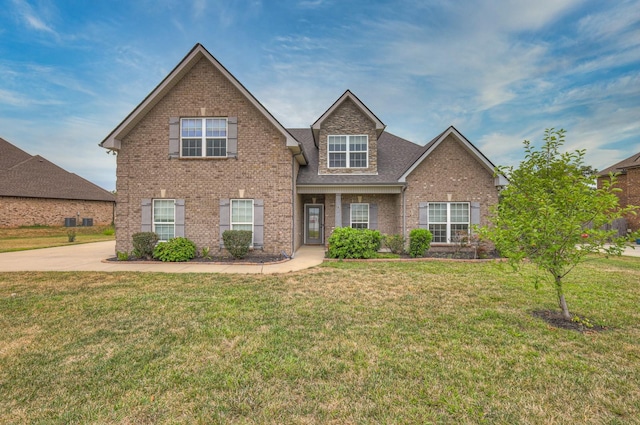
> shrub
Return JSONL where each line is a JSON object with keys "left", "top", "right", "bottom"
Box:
{"left": 327, "top": 227, "right": 382, "bottom": 259}
{"left": 223, "top": 230, "right": 253, "bottom": 259}
{"left": 116, "top": 251, "right": 130, "bottom": 261}
{"left": 67, "top": 229, "right": 76, "bottom": 242}
{"left": 102, "top": 227, "right": 115, "bottom": 236}
{"left": 153, "top": 237, "right": 196, "bottom": 262}
{"left": 132, "top": 232, "right": 159, "bottom": 260}
{"left": 383, "top": 234, "right": 405, "bottom": 254}
{"left": 409, "top": 228, "right": 432, "bottom": 258}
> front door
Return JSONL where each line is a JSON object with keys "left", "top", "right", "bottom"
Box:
{"left": 305, "top": 204, "right": 324, "bottom": 244}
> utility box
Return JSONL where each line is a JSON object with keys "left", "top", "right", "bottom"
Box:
{"left": 82, "top": 218, "right": 94, "bottom": 227}
{"left": 64, "top": 218, "right": 76, "bottom": 227}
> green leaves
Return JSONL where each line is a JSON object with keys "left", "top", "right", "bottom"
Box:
{"left": 482, "top": 128, "right": 637, "bottom": 317}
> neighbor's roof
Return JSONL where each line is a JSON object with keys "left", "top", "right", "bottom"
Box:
{"left": 598, "top": 151, "right": 640, "bottom": 176}
{"left": 0, "top": 137, "right": 115, "bottom": 202}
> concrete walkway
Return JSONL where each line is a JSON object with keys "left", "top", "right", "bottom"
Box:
{"left": 0, "top": 241, "right": 326, "bottom": 274}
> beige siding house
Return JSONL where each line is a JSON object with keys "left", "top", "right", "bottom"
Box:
{"left": 0, "top": 137, "right": 115, "bottom": 228}
{"left": 101, "top": 43, "right": 506, "bottom": 256}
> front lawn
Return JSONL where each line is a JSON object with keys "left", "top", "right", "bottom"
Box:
{"left": 1, "top": 258, "right": 639, "bottom": 423}
{"left": 0, "top": 225, "right": 115, "bottom": 252}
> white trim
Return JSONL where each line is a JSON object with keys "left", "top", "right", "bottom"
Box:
{"left": 230, "top": 199, "right": 254, "bottom": 245}
{"left": 180, "top": 117, "right": 227, "bottom": 158}
{"left": 312, "top": 90, "right": 385, "bottom": 135}
{"left": 100, "top": 44, "right": 306, "bottom": 164}
{"left": 427, "top": 202, "right": 470, "bottom": 243}
{"left": 152, "top": 198, "right": 176, "bottom": 242}
{"left": 297, "top": 185, "right": 403, "bottom": 194}
{"left": 350, "top": 203, "right": 369, "bottom": 229}
{"left": 327, "top": 135, "right": 369, "bottom": 168}
{"left": 399, "top": 127, "right": 502, "bottom": 184}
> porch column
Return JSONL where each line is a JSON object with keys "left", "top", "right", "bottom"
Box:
{"left": 335, "top": 193, "right": 342, "bottom": 228}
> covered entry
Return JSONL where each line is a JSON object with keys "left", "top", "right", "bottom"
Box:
{"left": 304, "top": 204, "right": 324, "bottom": 244}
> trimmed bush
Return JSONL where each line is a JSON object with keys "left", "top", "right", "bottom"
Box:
{"left": 383, "top": 234, "right": 405, "bottom": 254}
{"left": 132, "top": 232, "right": 159, "bottom": 259}
{"left": 409, "top": 228, "right": 432, "bottom": 258}
{"left": 223, "top": 230, "right": 253, "bottom": 259}
{"left": 327, "top": 227, "right": 382, "bottom": 259}
{"left": 153, "top": 237, "right": 196, "bottom": 262}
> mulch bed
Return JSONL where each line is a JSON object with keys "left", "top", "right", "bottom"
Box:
{"left": 107, "top": 253, "right": 287, "bottom": 264}
{"left": 531, "top": 309, "right": 609, "bottom": 333}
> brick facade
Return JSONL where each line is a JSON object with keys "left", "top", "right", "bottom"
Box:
{"left": 105, "top": 44, "right": 503, "bottom": 255}
{"left": 115, "top": 57, "right": 295, "bottom": 255}
{"left": 318, "top": 99, "right": 378, "bottom": 175}
{"left": 598, "top": 169, "right": 640, "bottom": 232}
{"left": 0, "top": 196, "right": 114, "bottom": 228}
{"left": 404, "top": 134, "right": 499, "bottom": 232}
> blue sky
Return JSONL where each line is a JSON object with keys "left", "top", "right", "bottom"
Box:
{"left": 1, "top": 0, "right": 639, "bottom": 191}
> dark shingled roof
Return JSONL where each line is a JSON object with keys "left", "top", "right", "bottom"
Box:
{"left": 598, "top": 151, "right": 640, "bottom": 176}
{"left": 290, "top": 128, "right": 426, "bottom": 185}
{"left": 0, "top": 137, "right": 115, "bottom": 202}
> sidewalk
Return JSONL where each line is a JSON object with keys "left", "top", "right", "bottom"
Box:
{"left": 0, "top": 241, "right": 326, "bottom": 274}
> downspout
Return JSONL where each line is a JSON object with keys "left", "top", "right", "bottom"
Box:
{"left": 402, "top": 185, "right": 407, "bottom": 243}
{"left": 292, "top": 152, "right": 304, "bottom": 258}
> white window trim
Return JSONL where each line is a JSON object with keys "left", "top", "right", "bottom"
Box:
{"left": 428, "top": 202, "right": 470, "bottom": 243}
{"left": 153, "top": 199, "right": 176, "bottom": 242}
{"left": 350, "top": 203, "right": 369, "bottom": 229}
{"left": 328, "top": 135, "right": 368, "bottom": 168}
{"left": 230, "top": 199, "right": 254, "bottom": 245}
{"left": 180, "top": 117, "right": 228, "bottom": 158}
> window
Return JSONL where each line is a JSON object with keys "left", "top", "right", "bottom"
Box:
{"left": 153, "top": 199, "right": 175, "bottom": 241}
{"left": 428, "top": 202, "right": 469, "bottom": 243}
{"left": 350, "top": 203, "right": 369, "bottom": 229}
{"left": 181, "top": 118, "right": 227, "bottom": 157}
{"left": 231, "top": 199, "right": 254, "bottom": 241}
{"left": 328, "top": 135, "right": 368, "bottom": 168}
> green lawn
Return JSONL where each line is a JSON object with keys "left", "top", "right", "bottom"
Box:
{"left": 1, "top": 257, "right": 639, "bottom": 424}
{"left": 0, "top": 225, "right": 115, "bottom": 252}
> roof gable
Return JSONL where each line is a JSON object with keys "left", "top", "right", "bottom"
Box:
{"left": 100, "top": 43, "right": 306, "bottom": 164}
{"left": 399, "top": 126, "right": 507, "bottom": 186}
{"left": 311, "top": 90, "right": 385, "bottom": 147}
{"left": 0, "top": 137, "right": 32, "bottom": 170}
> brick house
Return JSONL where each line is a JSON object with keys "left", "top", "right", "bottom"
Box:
{"left": 0, "top": 137, "right": 115, "bottom": 228}
{"left": 597, "top": 152, "right": 640, "bottom": 232}
{"left": 101, "top": 44, "right": 506, "bottom": 256}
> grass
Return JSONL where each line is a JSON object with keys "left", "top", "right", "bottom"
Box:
{"left": 1, "top": 257, "right": 639, "bottom": 423}
{"left": 0, "top": 225, "right": 115, "bottom": 252}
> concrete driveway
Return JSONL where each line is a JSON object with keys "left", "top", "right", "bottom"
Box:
{"left": 0, "top": 241, "right": 326, "bottom": 274}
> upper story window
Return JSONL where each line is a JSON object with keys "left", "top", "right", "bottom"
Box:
{"left": 181, "top": 118, "right": 227, "bottom": 158}
{"left": 428, "top": 202, "right": 469, "bottom": 243}
{"left": 328, "top": 135, "right": 368, "bottom": 168}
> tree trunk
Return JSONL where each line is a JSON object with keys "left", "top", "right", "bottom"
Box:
{"left": 555, "top": 275, "right": 571, "bottom": 320}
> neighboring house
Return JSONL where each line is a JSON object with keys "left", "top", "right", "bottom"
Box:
{"left": 597, "top": 151, "right": 640, "bottom": 232}
{"left": 101, "top": 43, "right": 506, "bottom": 256}
{"left": 0, "top": 137, "right": 115, "bottom": 228}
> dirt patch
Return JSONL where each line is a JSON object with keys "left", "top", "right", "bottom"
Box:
{"left": 532, "top": 309, "right": 609, "bottom": 333}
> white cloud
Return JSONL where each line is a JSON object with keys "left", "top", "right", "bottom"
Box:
{"left": 11, "top": 0, "right": 58, "bottom": 36}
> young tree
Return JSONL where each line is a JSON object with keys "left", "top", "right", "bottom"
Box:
{"left": 483, "top": 129, "right": 636, "bottom": 320}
